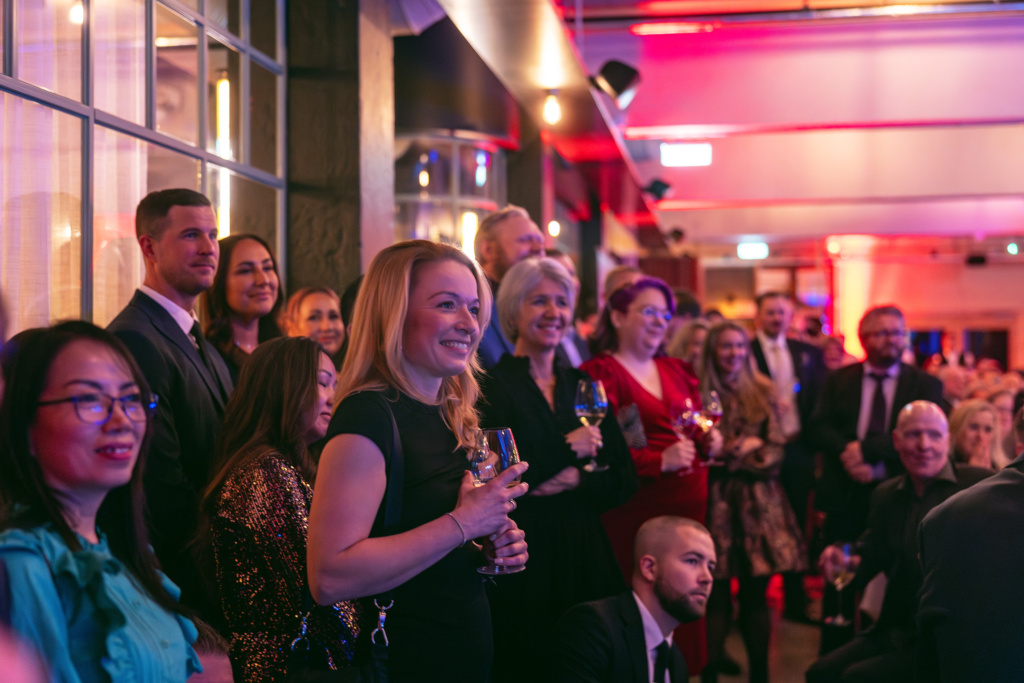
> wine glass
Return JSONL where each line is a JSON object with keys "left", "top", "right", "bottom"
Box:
{"left": 702, "top": 390, "right": 723, "bottom": 429}
{"left": 672, "top": 398, "right": 710, "bottom": 465}
{"left": 574, "top": 380, "right": 609, "bottom": 472}
{"left": 470, "top": 428, "right": 526, "bottom": 576}
{"left": 826, "top": 543, "right": 856, "bottom": 627}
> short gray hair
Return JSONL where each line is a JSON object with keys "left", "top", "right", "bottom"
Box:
{"left": 496, "top": 257, "right": 575, "bottom": 343}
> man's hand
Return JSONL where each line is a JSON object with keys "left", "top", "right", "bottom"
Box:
{"left": 840, "top": 441, "right": 865, "bottom": 475}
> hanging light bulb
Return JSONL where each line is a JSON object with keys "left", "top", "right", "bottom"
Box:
{"left": 543, "top": 92, "right": 562, "bottom": 125}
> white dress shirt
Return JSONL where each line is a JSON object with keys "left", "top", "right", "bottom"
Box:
{"left": 138, "top": 285, "right": 200, "bottom": 340}
{"left": 633, "top": 591, "right": 674, "bottom": 683}
{"left": 756, "top": 329, "right": 800, "bottom": 437}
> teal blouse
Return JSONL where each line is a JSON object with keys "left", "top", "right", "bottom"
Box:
{"left": 0, "top": 525, "right": 201, "bottom": 682}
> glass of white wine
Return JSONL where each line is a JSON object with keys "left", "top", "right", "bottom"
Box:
{"left": 828, "top": 543, "right": 856, "bottom": 627}
{"left": 470, "top": 428, "right": 525, "bottom": 576}
{"left": 574, "top": 379, "right": 609, "bottom": 472}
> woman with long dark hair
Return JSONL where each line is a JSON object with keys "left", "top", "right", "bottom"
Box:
{"left": 696, "top": 321, "right": 806, "bottom": 683}
{"left": 0, "top": 321, "right": 200, "bottom": 681}
{"left": 201, "top": 233, "right": 283, "bottom": 382}
{"left": 200, "top": 336, "right": 359, "bottom": 682}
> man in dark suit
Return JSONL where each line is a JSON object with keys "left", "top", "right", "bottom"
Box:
{"left": 806, "top": 401, "right": 990, "bottom": 683}
{"left": 107, "top": 189, "right": 233, "bottom": 616}
{"left": 915, "top": 407, "right": 1024, "bottom": 682}
{"left": 750, "top": 291, "right": 827, "bottom": 622}
{"left": 475, "top": 205, "right": 545, "bottom": 369}
{"left": 549, "top": 516, "right": 716, "bottom": 682}
{"left": 809, "top": 305, "right": 944, "bottom": 543}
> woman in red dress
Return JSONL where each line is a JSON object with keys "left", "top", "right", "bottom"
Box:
{"left": 581, "top": 277, "right": 721, "bottom": 674}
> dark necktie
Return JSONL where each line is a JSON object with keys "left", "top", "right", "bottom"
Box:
{"left": 654, "top": 640, "right": 671, "bottom": 683}
{"left": 866, "top": 372, "right": 888, "bottom": 438}
{"left": 190, "top": 322, "right": 225, "bottom": 398}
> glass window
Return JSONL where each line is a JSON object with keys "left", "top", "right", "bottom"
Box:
{"left": 396, "top": 202, "right": 457, "bottom": 244}
{"left": 250, "top": 60, "right": 278, "bottom": 174}
{"left": 250, "top": 0, "right": 277, "bottom": 60}
{"left": 15, "top": 0, "right": 83, "bottom": 101}
{"left": 92, "top": 127, "right": 201, "bottom": 326}
{"left": 94, "top": 0, "right": 146, "bottom": 125}
{"left": 458, "top": 145, "right": 500, "bottom": 200}
{"left": 207, "top": 0, "right": 241, "bottom": 39}
{"left": 207, "top": 36, "right": 241, "bottom": 161}
{"left": 209, "top": 165, "right": 278, "bottom": 245}
{"left": 0, "top": 94, "right": 82, "bottom": 332}
{"left": 395, "top": 140, "right": 452, "bottom": 195}
{"left": 156, "top": 4, "right": 199, "bottom": 145}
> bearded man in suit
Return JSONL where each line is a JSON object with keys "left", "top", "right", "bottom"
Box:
{"left": 550, "top": 516, "right": 716, "bottom": 683}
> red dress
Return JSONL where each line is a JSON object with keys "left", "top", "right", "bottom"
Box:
{"left": 580, "top": 353, "right": 710, "bottom": 673}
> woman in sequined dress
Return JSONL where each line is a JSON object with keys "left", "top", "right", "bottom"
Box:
{"left": 307, "top": 240, "right": 529, "bottom": 683}
{"left": 200, "top": 336, "right": 359, "bottom": 682}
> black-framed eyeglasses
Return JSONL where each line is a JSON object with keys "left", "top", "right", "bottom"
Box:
{"left": 37, "top": 392, "right": 158, "bottom": 424}
{"left": 864, "top": 329, "right": 906, "bottom": 340}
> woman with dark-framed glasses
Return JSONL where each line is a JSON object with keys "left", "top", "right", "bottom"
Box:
{"left": 0, "top": 321, "right": 202, "bottom": 682}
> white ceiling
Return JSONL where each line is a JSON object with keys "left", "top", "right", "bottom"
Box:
{"left": 575, "top": 9, "right": 1024, "bottom": 246}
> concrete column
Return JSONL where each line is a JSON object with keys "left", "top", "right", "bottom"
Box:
{"left": 286, "top": 0, "right": 394, "bottom": 294}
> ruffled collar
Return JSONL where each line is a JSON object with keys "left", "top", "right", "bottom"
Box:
{"left": 0, "top": 524, "right": 201, "bottom": 680}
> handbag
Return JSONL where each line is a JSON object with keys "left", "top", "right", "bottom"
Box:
{"left": 286, "top": 392, "right": 404, "bottom": 683}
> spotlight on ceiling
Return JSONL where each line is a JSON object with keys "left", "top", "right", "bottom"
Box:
{"left": 590, "top": 60, "right": 641, "bottom": 110}
{"left": 644, "top": 179, "right": 672, "bottom": 201}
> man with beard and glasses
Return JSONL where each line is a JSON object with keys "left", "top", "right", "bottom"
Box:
{"left": 549, "top": 516, "right": 716, "bottom": 682}
{"left": 809, "top": 305, "right": 943, "bottom": 647}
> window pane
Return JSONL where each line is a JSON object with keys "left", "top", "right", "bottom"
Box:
{"left": 94, "top": 0, "right": 145, "bottom": 125}
{"left": 93, "top": 127, "right": 201, "bottom": 326}
{"left": 207, "top": 36, "right": 240, "bottom": 160}
{"left": 207, "top": 0, "right": 241, "bottom": 39}
{"left": 396, "top": 201, "right": 457, "bottom": 244}
{"left": 15, "top": 0, "right": 83, "bottom": 101}
{"left": 0, "top": 94, "right": 82, "bottom": 334}
{"left": 250, "top": 0, "right": 277, "bottom": 60}
{"left": 250, "top": 60, "right": 278, "bottom": 174}
{"left": 208, "top": 166, "right": 278, "bottom": 246}
{"left": 395, "top": 140, "right": 452, "bottom": 195}
{"left": 156, "top": 5, "right": 199, "bottom": 145}
{"left": 458, "top": 145, "right": 501, "bottom": 201}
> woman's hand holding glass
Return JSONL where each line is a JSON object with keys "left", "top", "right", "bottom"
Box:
{"left": 565, "top": 425, "right": 603, "bottom": 460}
{"left": 661, "top": 437, "right": 698, "bottom": 473}
{"left": 481, "top": 518, "right": 529, "bottom": 570}
{"left": 453, "top": 463, "right": 530, "bottom": 542}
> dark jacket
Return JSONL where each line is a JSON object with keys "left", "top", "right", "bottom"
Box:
{"left": 549, "top": 591, "right": 688, "bottom": 683}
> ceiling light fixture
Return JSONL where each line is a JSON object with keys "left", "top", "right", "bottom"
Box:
{"left": 630, "top": 21, "right": 718, "bottom": 36}
{"left": 542, "top": 92, "right": 562, "bottom": 125}
{"left": 590, "top": 60, "right": 641, "bottom": 110}
{"left": 737, "top": 242, "right": 769, "bottom": 260}
{"left": 661, "top": 142, "right": 712, "bottom": 167}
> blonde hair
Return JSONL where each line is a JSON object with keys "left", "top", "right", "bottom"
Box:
{"left": 336, "top": 240, "right": 491, "bottom": 450}
{"left": 949, "top": 398, "right": 1008, "bottom": 468}
{"left": 666, "top": 318, "right": 709, "bottom": 364}
{"left": 697, "top": 321, "right": 774, "bottom": 425}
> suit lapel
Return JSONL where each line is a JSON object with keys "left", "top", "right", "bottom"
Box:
{"left": 751, "top": 338, "right": 771, "bottom": 377}
{"left": 132, "top": 293, "right": 227, "bottom": 408}
{"left": 618, "top": 593, "right": 649, "bottom": 683}
{"left": 890, "top": 363, "right": 915, "bottom": 425}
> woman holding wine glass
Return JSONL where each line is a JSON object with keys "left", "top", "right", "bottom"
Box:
{"left": 306, "top": 240, "right": 529, "bottom": 683}
{"left": 477, "top": 257, "right": 637, "bottom": 681}
{"left": 696, "top": 321, "right": 807, "bottom": 683}
{"left": 581, "top": 276, "right": 721, "bottom": 674}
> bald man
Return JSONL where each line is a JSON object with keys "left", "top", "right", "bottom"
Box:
{"left": 806, "top": 401, "right": 990, "bottom": 683}
{"left": 549, "top": 517, "right": 715, "bottom": 683}
{"left": 916, "top": 406, "right": 1024, "bottom": 682}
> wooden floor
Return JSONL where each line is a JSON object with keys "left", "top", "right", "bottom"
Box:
{"left": 691, "top": 575, "right": 822, "bottom": 683}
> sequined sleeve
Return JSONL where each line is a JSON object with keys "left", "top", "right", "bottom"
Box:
{"left": 211, "top": 451, "right": 360, "bottom": 683}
